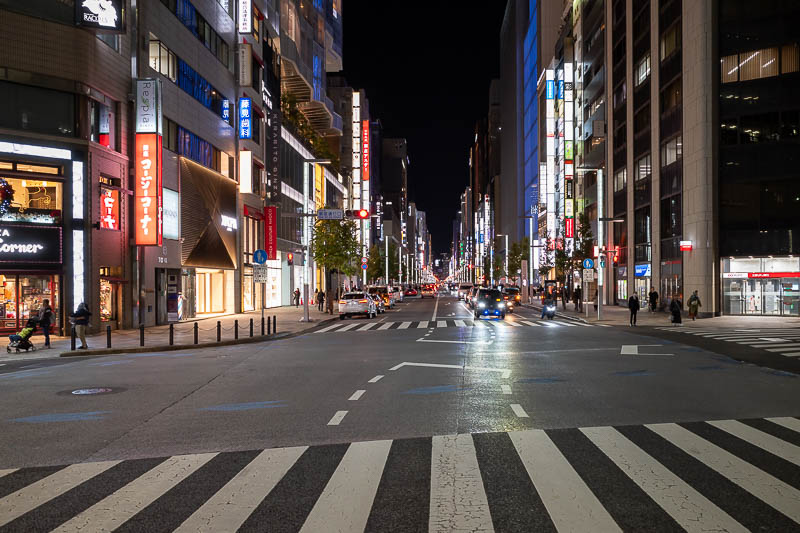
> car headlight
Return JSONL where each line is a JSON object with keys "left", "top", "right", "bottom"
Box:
{"left": 498, "top": 303, "right": 505, "bottom": 308}
{"left": 478, "top": 302, "right": 486, "bottom": 308}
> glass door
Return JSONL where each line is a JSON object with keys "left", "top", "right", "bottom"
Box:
{"left": 743, "top": 279, "right": 761, "bottom": 315}
{"left": 762, "top": 279, "right": 782, "bottom": 315}
{"left": 782, "top": 279, "right": 800, "bottom": 316}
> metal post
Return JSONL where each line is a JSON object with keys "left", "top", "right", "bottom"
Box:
{"left": 261, "top": 316, "right": 265, "bottom": 336}
{"left": 267, "top": 316, "right": 272, "bottom": 335}
{"left": 597, "top": 169, "right": 604, "bottom": 321}
{"left": 249, "top": 318, "right": 253, "bottom": 337}
{"left": 272, "top": 315, "right": 276, "bottom": 334}
{"left": 106, "top": 325, "right": 111, "bottom": 348}
{"left": 70, "top": 326, "right": 76, "bottom": 351}
{"left": 217, "top": 321, "right": 221, "bottom": 342}
{"left": 234, "top": 319, "right": 239, "bottom": 340}
{"left": 169, "top": 323, "right": 174, "bottom": 345}
{"left": 193, "top": 322, "right": 198, "bottom": 344}
{"left": 385, "top": 231, "right": 389, "bottom": 284}
{"left": 302, "top": 162, "right": 311, "bottom": 323}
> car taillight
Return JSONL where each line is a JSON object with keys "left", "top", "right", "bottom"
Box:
{"left": 358, "top": 299, "right": 368, "bottom": 303}
{"left": 504, "top": 296, "right": 509, "bottom": 300}
{"left": 339, "top": 300, "right": 346, "bottom": 305}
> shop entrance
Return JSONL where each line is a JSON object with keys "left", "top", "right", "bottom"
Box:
{"left": 0, "top": 274, "right": 60, "bottom": 333}
{"left": 724, "top": 277, "right": 800, "bottom": 316}
{"left": 196, "top": 269, "right": 225, "bottom": 314}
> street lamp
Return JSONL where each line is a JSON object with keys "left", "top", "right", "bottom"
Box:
{"left": 300, "top": 158, "right": 331, "bottom": 323}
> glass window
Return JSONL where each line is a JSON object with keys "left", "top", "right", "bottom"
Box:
{"left": 635, "top": 53, "right": 650, "bottom": 86}
{"left": 721, "top": 53, "right": 739, "bottom": 83}
{"left": 0, "top": 81, "right": 75, "bottom": 137}
{"left": 614, "top": 168, "right": 627, "bottom": 192}
{"left": 635, "top": 154, "right": 652, "bottom": 181}
{"left": 739, "top": 47, "right": 779, "bottom": 82}
{"left": 90, "top": 100, "right": 115, "bottom": 150}
{"left": 659, "top": 23, "right": 681, "bottom": 62}
{"left": 634, "top": 103, "right": 650, "bottom": 133}
{"left": 0, "top": 177, "right": 63, "bottom": 224}
{"left": 661, "top": 79, "right": 682, "bottom": 113}
{"left": 97, "top": 33, "right": 119, "bottom": 51}
{"left": 782, "top": 44, "right": 799, "bottom": 74}
{"left": 660, "top": 135, "right": 682, "bottom": 167}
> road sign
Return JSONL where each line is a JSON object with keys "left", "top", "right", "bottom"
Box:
{"left": 582, "top": 258, "right": 594, "bottom": 269}
{"left": 253, "top": 249, "right": 267, "bottom": 265}
{"left": 361, "top": 263, "right": 368, "bottom": 270}
{"left": 317, "top": 208, "right": 344, "bottom": 220}
{"left": 583, "top": 269, "right": 594, "bottom": 282}
{"left": 361, "top": 257, "right": 368, "bottom": 264}
{"left": 253, "top": 265, "right": 270, "bottom": 283}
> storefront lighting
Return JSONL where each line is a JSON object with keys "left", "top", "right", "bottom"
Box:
{"left": 0, "top": 142, "right": 71, "bottom": 160}
{"left": 72, "top": 161, "right": 84, "bottom": 219}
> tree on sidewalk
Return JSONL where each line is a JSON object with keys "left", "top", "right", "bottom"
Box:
{"left": 366, "top": 244, "right": 384, "bottom": 283}
{"left": 312, "top": 218, "right": 361, "bottom": 293}
{"left": 539, "top": 236, "right": 553, "bottom": 279}
{"left": 507, "top": 237, "right": 529, "bottom": 286}
{"left": 492, "top": 252, "right": 505, "bottom": 283}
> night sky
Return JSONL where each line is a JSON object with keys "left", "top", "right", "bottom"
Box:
{"left": 342, "top": 1, "right": 508, "bottom": 256}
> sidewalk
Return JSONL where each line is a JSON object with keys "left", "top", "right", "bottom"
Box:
{"left": 525, "top": 300, "right": 800, "bottom": 329}
{"left": 0, "top": 304, "right": 337, "bottom": 361}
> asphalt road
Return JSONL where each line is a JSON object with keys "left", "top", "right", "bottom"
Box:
{"left": 1, "top": 294, "right": 799, "bottom": 532}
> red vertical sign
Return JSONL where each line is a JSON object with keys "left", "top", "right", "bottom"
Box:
{"left": 565, "top": 217, "right": 574, "bottom": 238}
{"left": 362, "top": 119, "right": 370, "bottom": 182}
{"left": 264, "top": 205, "right": 277, "bottom": 260}
{"left": 134, "top": 133, "right": 163, "bottom": 245}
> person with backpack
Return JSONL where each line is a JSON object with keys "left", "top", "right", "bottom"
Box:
{"left": 69, "top": 302, "right": 92, "bottom": 349}
{"left": 38, "top": 299, "right": 53, "bottom": 348}
{"left": 688, "top": 290, "right": 702, "bottom": 320}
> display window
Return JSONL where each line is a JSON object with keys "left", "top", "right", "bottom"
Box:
{"left": 100, "top": 279, "right": 117, "bottom": 322}
{"left": 0, "top": 176, "right": 63, "bottom": 225}
{"left": 0, "top": 274, "right": 59, "bottom": 332}
{"left": 196, "top": 269, "right": 225, "bottom": 314}
{"left": 721, "top": 257, "right": 800, "bottom": 316}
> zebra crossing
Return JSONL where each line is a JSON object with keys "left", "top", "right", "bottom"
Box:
{"left": 2, "top": 416, "right": 800, "bottom": 532}
{"left": 656, "top": 327, "right": 800, "bottom": 357}
{"left": 316, "top": 317, "right": 591, "bottom": 333}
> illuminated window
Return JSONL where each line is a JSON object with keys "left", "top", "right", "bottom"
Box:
{"left": 614, "top": 168, "right": 627, "bottom": 192}
{"left": 782, "top": 44, "right": 799, "bottom": 74}
{"left": 15, "top": 164, "right": 60, "bottom": 175}
{"left": 0, "top": 177, "right": 63, "bottom": 224}
{"left": 0, "top": 162, "right": 12, "bottom": 170}
{"left": 148, "top": 38, "right": 177, "bottom": 82}
{"left": 740, "top": 47, "right": 778, "bottom": 81}
{"left": 636, "top": 154, "right": 652, "bottom": 181}
{"left": 635, "top": 54, "right": 650, "bottom": 86}
{"left": 660, "top": 135, "right": 683, "bottom": 167}
{"left": 659, "top": 24, "right": 681, "bottom": 62}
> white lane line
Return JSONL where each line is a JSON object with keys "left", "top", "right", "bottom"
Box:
{"left": 327, "top": 411, "right": 348, "bottom": 425}
{"left": 0, "top": 461, "right": 121, "bottom": 528}
{"left": 336, "top": 323, "right": 360, "bottom": 332}
{"left": 647, "top": 422, "right": 800, "bottom": 524}
{"left": 416, "top": 321, "right": 429, "bottom": 329}
{"left": 510, "top": 404, "right": 529, "bottom": 418}
{"left": 581, "top": 426, "right": 746, "bottom": 533}
{"left": 764, "top": 346, "right": 800, "bottom": 352}
{"left": 429, "top": 434, "right": 493, "bottom": 532}
{"left": 431, "top": 295, "right": 440, "bottom": 321}
{"left": 377, "top": 323, "right": 393, "bottom": 330}
{"left": 553, "top": 320, "right": 578, "bottom": 327}
{"left": 356, "top": 323, "right": 377, "bottom": 331}
{"left": 768, "top": 417, "right": 800, "bottom": 433}
{"left": 708, "top": 420, "right": 800, "bottom": 466}
{"left": 398, "top": 321, "right": 412, "bottom": 329}
{"left": 519, "top": 320, "right": 540, "bottom": 327}
{"left": 540, "top": 321, "right": 561, "bottom": 327}
{"left": 417, "top": 339, "right": 493, "bottom": 345}
{"left": 389, "top": 361, "right": 511, "bottom": 378}
{"left": 437, "top": 320, "right": 447, "bottom": 328}
{"left": 300, "top": 440, "right": 392, "bottom": 533}
{"left": 780, "top": 351, "right": 800, "bottom": 357}
{"left": 316, "top": 324, "right": 342, "bottom": 333}
{"left": 53, "top": 454, "right": 216, "bottom": 533}
{"left": 501, "top": 384, "right": 512, "bottom": 395}
{"left": 454, "top": 319, "right": 466, "bottom": 327}
{"left": 509, "top": 430, "right": 621, "bottom": 532}
{"left": 368, "top": 375, "right": 384, "bottom": 383}
{"left": 348, "top": 390, "right": 366, "bottom": 401}
{"left": 0, "top": 469, "right": 17, "bottom": 479}
{"left": 175, "top": 447, "right": 306, "bottom": 533}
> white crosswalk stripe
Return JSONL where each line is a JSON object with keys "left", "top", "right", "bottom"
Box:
{"left": 658, "top": 327, "right": 800, "bottom": 356}
{"left": 314, "top": 318, "right": 593, "bottom": 333}
{"left": 4, "top": 416, "right": 800, "bottom": 531}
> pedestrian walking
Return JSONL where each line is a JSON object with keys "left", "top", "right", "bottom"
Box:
{"left": 628, "top": 293, "right": 640, "bottom": 326}
{"left": 293, "top": 288, "right": 301, "bottom": 307}
{"left": 593, "top": 289, "right": 598, "bottom": 311}
{"left": 575, "top": 286, "right": 582, "bottom": 312}
{"left": 326, "top": 289, "right": 335, "bottom": 314}
{"left": 688, "top": 290, "right": 702, "bottom": 320}
{"left": 648, "top": 287, "right": 659, "bottom": 312}
{"left": 69, "top": 302, "right": 92, "bottom": 349}
{"left": 38, "top": 299, "right": 53, "bottom": 348}
{"left": 561, "top": 286, "right": 567, "bottom": 310}
{"left": 670, "top": 297, "right": 683, "bottom": 325}
{"left": 317, "top": 289, "right": 325, "bottom": 312}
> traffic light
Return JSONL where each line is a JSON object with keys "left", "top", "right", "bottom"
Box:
{"left": 613, "top": 250, "right": 619, "bottom": 264}
{"left": 287, "top": 252, "right": 294, "bottom": 266}
{"left": 344, "top": 209, "right": 370, "bottom": 219}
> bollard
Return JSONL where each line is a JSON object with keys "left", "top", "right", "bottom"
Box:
{"left": 267, "top": 316, "right": 271, "bottom": 335}
{"left": 193, "top": 322, "right": 199, "bottom": 344}
{"left": 139, "top": 324, "right": 145, "bottom": 347}
{"left": 106, "top": 325, "right": 111, "bottom": 348}
{"left": 71, "top": 326, "right": 76, "bottom": 351}
{"left": 169, "top": 323, "right": 174, "bottom": 346}
{"left": 249, "top": 318, "right": 253, "bottom": 338}
{"left": 273, "top": 315, "right": 277, "bottom": 334}
{"left": 217, "top": 321, "right": 221, "bottom": 342}
{"left": 234, "top": 319, "right": 239, "bottom": 340}
{"left": 261, "top": 316, "right": 265, "bottom": 336}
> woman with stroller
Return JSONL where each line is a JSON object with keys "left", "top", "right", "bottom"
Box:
{"left": 8, "top": 318, "right": 37, "bottom": 352}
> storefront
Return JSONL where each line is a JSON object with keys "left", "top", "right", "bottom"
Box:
{"left": 616, "top": 266, "right": 628, "bottom": 302}
{"left": 179, "top": 158, "right": 238, "bottom": 319}
{"left": 660, "top": 259, "right": 683, "bottom": 307}
{"left": 634, "top": 263, "right": 651, "bottom": 306}
{"left": 722, "top": 257, "right": 800, "bottom": 316}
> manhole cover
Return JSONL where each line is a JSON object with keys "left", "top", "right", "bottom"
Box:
{"left": 72, "top": 388, "right": 113, "bottom": 395}
{"left": 58, "top": 387, "right": 125, "bottom": 396}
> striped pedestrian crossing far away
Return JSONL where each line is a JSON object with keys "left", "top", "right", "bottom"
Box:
{"left": 2, "top": 416, "right": 800, "bottom": 532}
{"left": 656, "top": 326, "right": 800, "bottom": 358}
{"left": 316, "top": 318, "right": 591, "bottom": 333}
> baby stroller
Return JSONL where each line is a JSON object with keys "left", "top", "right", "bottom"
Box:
{"left": 8, "top": 318, "right": 38, "bottom": 353}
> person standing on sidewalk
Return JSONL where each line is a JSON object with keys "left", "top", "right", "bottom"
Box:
{"left": 293, "top": 288, "right": 301, "bottom": 307}
{"left": 670, "top": 297, "right": 683, "bottom": 325}
{"left": 69, "top": 302, "right": 91, "bottom": 349}
{"left": 628, "top": 293, "right": 640, "bottom": 326}
{"left": 38, "top": 299, "right": 53, "bottom": 348}
{"left": 648, "top": 287, "right": 659, "bottom": 312}
{"left": 317, "top": 289, "right": 325, "bottom": 312}
{"left": 575, "top": 286, "right": 582, "bottom": 312}
{"left": 688, "top": 290, "right": 702, "bottom": 320}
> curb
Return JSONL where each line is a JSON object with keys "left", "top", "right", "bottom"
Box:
{"left": 59, "top": 317, "right": 337, "bottom": 358}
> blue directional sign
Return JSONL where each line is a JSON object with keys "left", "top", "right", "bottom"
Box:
{"left": 582, "top": 258, "right": 594, "bottom": 269}
{"left": 253, "top": 249, "right": 268, "bottom": 264}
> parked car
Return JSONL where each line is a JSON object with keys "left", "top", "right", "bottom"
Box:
{"left": 404, "top": 287, "right": 418, "bottom": 297}
{"left": 392, "top": 286, "right": 405, "bottom": 303}
{"left": 457, "top": 283, "right": 474, "bottom": 300}
{"left": 502, "top": 287, "right": 521, "bottom": 313}
{"left": 338, "top": 292, "right": 377, "bottom": 319}
{"left": 370, "top": 294, "right": 386, "bottom": 314}
{"left": 474, "top": 288, "right": 506, "bottom": 319}
{"left": 467, "top": 287, "right": 480, "bottom": 308}
{"left": 368, "top": 286, "right": 395, "bottom": 308}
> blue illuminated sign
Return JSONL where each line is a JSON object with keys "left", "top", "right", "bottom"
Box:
{"left": 546, "top": 80, "right": 554, "bottom": 100}
{"left": 634, "top": 264, "right": 651, "bottom": 277}
{"left": 558, "top": 80, "right": 564, "bottom": 99}
{"left": 238, "top": 98, "right": 252, "bottom": 139}
{"left": 222, "top": 99, "right": 230, "bottom": 121}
